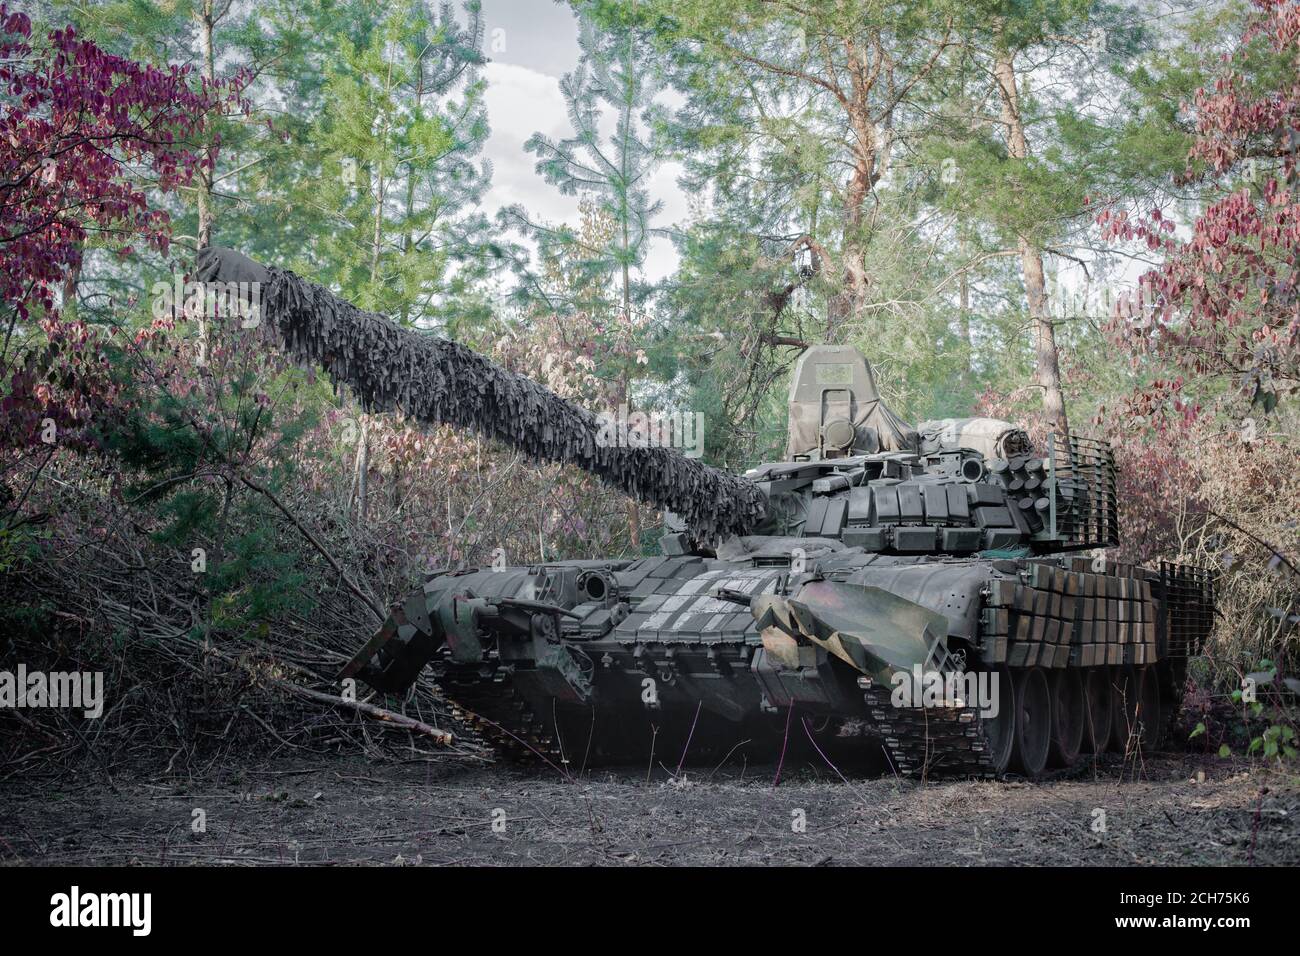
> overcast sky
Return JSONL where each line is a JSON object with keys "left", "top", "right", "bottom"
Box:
{"left": 477, "top": 0, "right": 687, "bottom": 281}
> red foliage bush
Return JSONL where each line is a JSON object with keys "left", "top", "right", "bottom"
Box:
{"left": 0, "top": 6, "right": 240, "bottom": 449}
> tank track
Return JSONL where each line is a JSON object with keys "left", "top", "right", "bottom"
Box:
{"left": 862, "top": 686, "right": 996, "bottom": 779}
{"left": 446, "top": 667, "right": 1000, "bottom": 779}
{"left": 437, "top": 662, "right": 567, "bottom": 767}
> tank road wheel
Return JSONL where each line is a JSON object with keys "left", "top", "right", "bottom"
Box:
{"left": 1011, "top": 667, "right": 1051, "bottom": 778}
{"left": 1109, "top": 665, "right": 1140, "bottom": 753}
{"left": 1083, "top": 669, "right": 1113, "bottom": 754}
{"left": 982, "top": 666, "right": 1015, "bottom": 776}
{"left": 1138, "top": 666, "right": 1164, "bottom": 751}
{"left": 1048, "top": 669, "right": 1085, "bottom": 768}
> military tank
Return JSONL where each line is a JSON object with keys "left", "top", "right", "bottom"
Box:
{"left": 340, "top": 346, "right": 1217, "bottom": 778}
{"left": 198, "top": 248, "right": 1216, "bottom": 779}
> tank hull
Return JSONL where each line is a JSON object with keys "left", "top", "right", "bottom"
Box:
{"left": 343, "top": 552, "right": 1213, "bottom": 778}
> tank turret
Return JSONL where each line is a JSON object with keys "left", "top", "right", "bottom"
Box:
{"left": 745, "top": 344, "right": 1118, "bottom": 558}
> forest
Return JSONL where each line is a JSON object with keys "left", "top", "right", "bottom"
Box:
{"left": 0, "top": 0, "right": 1298, "bottom": 866}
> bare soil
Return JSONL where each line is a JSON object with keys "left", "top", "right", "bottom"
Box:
{"left": 2, "top": 752, "right": 1296, "bottom": 866}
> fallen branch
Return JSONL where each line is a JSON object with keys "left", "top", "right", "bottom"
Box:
{"left": 271, "top": 680, "right": 453, "bottom": 746}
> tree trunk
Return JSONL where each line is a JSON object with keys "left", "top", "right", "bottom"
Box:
{"left": 61, "top": 243, "right": 83, "bottom": 317}
{"left": 195, "top": 0, "right": 216, "bottom": 249}
{"left": 353, "top": 52, "right": 395, "bottom": 524}
{"left": 993, "top": 50, "right": 1069, "bottom": 438}
{"left": 616, "top": 55, "right": 642, "bottom": 551}
{"left": 354, "top": 418, "right": 370, "bottom": 523}
{"left": 958, "top": 236, "right": 973, "bottom": 379}
{"left": 835, "top": 110, "right": 875, "bottom": 341}
{"left": 194, "top": 0, "right": 216, "bottom": 364}
{"left": 1018, "top": 237, "right": 1068, "bottom": 436}
{"left": 352, "top": 169, "right": 384, "bottom": 523}
{"left": 620, "top": 251, "right": 640, "bottom": 549}
{"left": 831, "top": 38, "right": 883, "bottom": 342}
{"left": 400, "top": 58, "right": 423, "bottom": 327}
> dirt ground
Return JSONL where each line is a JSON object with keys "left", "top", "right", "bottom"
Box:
{"left": 2, "top": 750, "right": 1297, "bottom": 866}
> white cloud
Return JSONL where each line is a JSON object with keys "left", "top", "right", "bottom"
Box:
{"left": 647, "top": 160, "right": 687, "bottom": 280}
{"left": 482, "top": 61, "right": 575, "bottom": 228}
{"left": 481, "top": 61, "right": 684, "bottom": 285}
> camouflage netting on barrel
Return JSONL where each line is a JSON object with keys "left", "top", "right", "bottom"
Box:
{"left": 194, "top": 247, "right": 767, "bottom": 540}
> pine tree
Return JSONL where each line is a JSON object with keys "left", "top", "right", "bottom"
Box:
{"left": 598, "top": 0, "right": 965, "bottom": 339}
{"left": 504, "top": 6, "right": 664, "bottom": 329}
{"left": 306, "top": 0, "right": 493, "bottom": 520}
{"left": 502, "top": 6, "right": 665, "bottom": 545}
{"left": 920, "top": 0, "right": 1190, "bottom": 438}
{"left": 310, "top": 1, "right": 489, "bottom": 317}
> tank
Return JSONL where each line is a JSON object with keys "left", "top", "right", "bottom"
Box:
{"left": 192, "top": 247, "right": 1215, "bottom": 779}
{"left": 341, "top": 345, "right": 1216, "bottom": 778}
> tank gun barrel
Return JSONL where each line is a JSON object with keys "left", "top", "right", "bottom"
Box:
{"left": 193, "top": 247, "right": 766, "bottom": 539}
